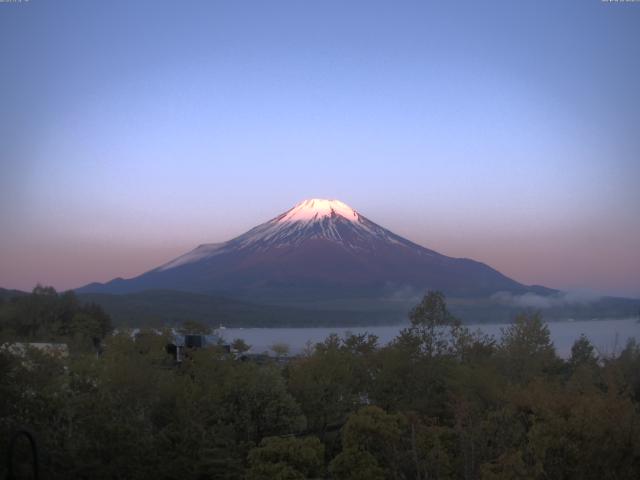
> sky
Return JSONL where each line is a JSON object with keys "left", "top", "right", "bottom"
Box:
{"left": 1, "top": 0, "right": 639, "bottom": 298}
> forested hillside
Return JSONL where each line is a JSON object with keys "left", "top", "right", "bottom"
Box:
{"left": 1, "top": 289, "right": 639, "bottom": 479}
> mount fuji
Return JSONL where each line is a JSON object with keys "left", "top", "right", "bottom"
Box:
{"left": 79, "top": 199, "right": 552, "bottom": 304}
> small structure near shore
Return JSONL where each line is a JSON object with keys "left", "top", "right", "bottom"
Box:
{"left": 166, "top": 332, "right": 230, "bottom": 363}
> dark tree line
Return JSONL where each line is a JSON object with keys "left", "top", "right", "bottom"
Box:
{"left": 1, "top": 289, "right": 639, "bottom": 479}
{"left": 0, "top": 285, "right": 111, "bottom": 348}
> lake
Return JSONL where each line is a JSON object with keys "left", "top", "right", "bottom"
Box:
{"left": 219, "top": 318, "right": 640, "bottom": 358}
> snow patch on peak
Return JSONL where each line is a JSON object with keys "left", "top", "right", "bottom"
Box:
{"left": 279, "top": 199, "right": 359, "bottom": 223}
{"left": 156, "top": 198, "right": 429, "bottom": 272}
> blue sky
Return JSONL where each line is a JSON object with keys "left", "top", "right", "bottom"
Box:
{"left": 1, "top": 0, "right": 639, "bottom": 296}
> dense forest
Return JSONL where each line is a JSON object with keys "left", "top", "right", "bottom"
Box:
{"left": 1, "top": 287, "right": 639, "bottom": 479}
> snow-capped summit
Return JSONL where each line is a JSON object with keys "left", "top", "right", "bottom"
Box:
{"left": 225, "top": 197, "right": 415, "bottom": 253}
{"left": 278, "top": 199, "right": 359, "bottom": 223}
{"left": 157, "top": 199, "right": 409, "bottom": 272}
{"left": 79, "top": 198, "right": 542, "bottom": 300}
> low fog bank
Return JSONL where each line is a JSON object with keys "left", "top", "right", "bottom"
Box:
{"left": 491, "top": 290, "right": 603, "bottom": 309}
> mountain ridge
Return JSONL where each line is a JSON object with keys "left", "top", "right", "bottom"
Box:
{"left": 78, "top": 198, "right": 555, "bottom": 302}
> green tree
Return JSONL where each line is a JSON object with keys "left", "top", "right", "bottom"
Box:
{"left": 497, "top": 312, "right": 559, "bottom": 383}
{"left": 288, "top": 335, "right": 357, "bottom": 436}
{"left": 330, "top": 406, "right": 410, "bottom": 480}
{"left": 399, "top": 291, "right": 474, "bottom": 359}
{"left": 605, "top": 338, "right": 640, "bottom": 403}
{"left": 330, "top": 447, "right": 385, "bottom": 480}
{"left": 569, "top": 334, "right": 598, "bottom": 370}
{"left": 246, "top": 436, "right": 324, "bottom": 480}
{"left": 214, "top": 362, "right": 305, "bottom": 443}
{"left": 518, "top": 379, "right": 640, "bottom": 479}
{"left": 0, "top": 286, "right": 111, "bottom": 345}
{"left": 231, "top": 337, "right": 251, "bottom": 354}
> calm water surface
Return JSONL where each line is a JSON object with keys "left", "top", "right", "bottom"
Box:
{"left": 220, "top": 318, "right": 640, "bottom": 358}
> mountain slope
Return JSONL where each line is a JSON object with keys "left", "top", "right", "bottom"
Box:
{"left": 78, "top": 199, "right": 553, "bottom": 301}
{"left": 77, "top": 290, "right": 405, "bottom": 327}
